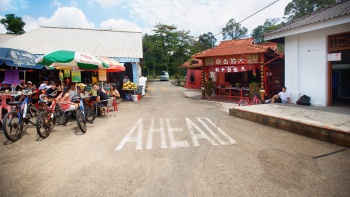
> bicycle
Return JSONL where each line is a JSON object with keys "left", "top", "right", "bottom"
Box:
{"left": 72, "top": 96, "right": 91, "bottom": 133}
{"left": 36, "top": 91, "right": 68, "bottom": 139}
{"left": 2, "top": 95, "right": 40, "bottom": 142}
{"left": 238, "top": 93, "right": 262, "bottom": 106}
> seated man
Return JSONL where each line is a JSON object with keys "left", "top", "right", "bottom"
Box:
{"left": 83, "top": 84, "right": 98, "bottom": 106}
{"left": 92, "top": 84, "right": 108, "bottom": 113}
{"left": 266, "top": 86, "right": 290, "bottom": 104}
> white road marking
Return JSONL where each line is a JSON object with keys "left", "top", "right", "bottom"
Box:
{"left": 200, "top": 117, "right": 236, "bottom": 144}
{"left": 115, "top": 119, "right": 144, "bottom": 151}
{"left": 166, "top": 118, "right": 189, "bottom": 148}
{"left": 146, "top": 119, "right": 167, "bottom": 149}
{"left": 116, "top": 117, "right": 236, "bottom": 151}
{"left": 186, "top": 118, "right": 218, "bottom": 146}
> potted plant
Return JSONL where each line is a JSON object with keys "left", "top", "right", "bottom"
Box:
{"left": 249, "top": 81, "right": 260, "bottom": 98}
{"left": 235, "top": 83, "right": 242, "bottom": 88}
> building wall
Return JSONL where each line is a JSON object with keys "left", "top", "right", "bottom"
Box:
{"left": 285, "top": 23, "right": 350, "bottom": 106}
{"left": 185, "top": 69, "right": 202, "bottom": 89}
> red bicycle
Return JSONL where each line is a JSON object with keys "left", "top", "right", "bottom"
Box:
{"left": 238, "top": 93, "right": 262, "bottom": 106}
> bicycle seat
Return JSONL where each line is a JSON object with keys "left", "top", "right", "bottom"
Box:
{"left": 7, "top": 101, "right": 22, "bottom": 105}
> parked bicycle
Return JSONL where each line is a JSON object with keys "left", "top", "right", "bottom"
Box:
{"left": 2, "top": 95, "right": 40, "bottom": 141}
{"left": 238, "top": 93, "right": 262, "bottom": 106}
{"left": 36, "top": 91, "right": 68, "bottom": 139}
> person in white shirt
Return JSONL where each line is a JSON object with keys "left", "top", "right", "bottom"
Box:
{"left": 123, "top": 75, "right": 130, "bottom": 84}
{"left": 266, "top": 87, "right": 290, "bottom": 104}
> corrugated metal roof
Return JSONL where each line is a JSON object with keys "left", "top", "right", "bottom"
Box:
{"left": 195, "top": 38, "right": 278, "bottom": 58}
{"left": 0, "top": 27, "right": 143, "bottom": 58}
{"left": 265, "top": 0, "right": 350, "bottom": 36}
{"left": 0, "top": 34, "right": 18, "bottom": 43}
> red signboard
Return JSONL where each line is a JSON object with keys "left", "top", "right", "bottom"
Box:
{"left": 205, "top": 54, "right": 259, "bottom": 66}
{"left": 207, "top": 65, "right": 255, "bottom": 73}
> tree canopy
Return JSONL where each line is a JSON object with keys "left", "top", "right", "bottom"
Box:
{"left": 222, "top": 19, "right": 248, "bottom": 40}
{"left": 284, "top": 0, "right": 336, "bottom": 21}
{"left": 251, "top": 18, "right": 281, "bottom": 43}
{"left": 0, "top": 14, "right": 26, "bottom": 34}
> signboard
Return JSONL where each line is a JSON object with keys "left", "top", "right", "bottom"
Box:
{"left": 4, "top": 69, "right": 19, "bottom": 84}
{"left": 64, "top": 70, "right": 70, "bottom": 77}
{"left": 98, "top": 70, "right": 107, "bottom": 81}
{"left": 205, "top": 54, "right": 259, "bottom": 66}
{"left": 207, "top": 65, "right": 255, "bottom": 73}
{"left": 328, "top": 53, "right": 341, "bottom": 61}
{"left": 132, "top": 63, "right": 138, "bottom": 84}
{"left": 71, "top": 70, "right": 81, "bottom": 82}
{"left": 59, "top": 72, "right": 64, "bottom": 81}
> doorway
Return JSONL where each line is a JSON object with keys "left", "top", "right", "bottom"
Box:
{"left": 328, "top": 32, "right": 350, "bottom": 107}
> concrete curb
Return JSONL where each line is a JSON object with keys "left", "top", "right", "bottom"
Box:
{"left": 229, "top": 108, "right": 350, "bottom": 147}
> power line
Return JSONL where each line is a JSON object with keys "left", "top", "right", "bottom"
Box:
{"left": 214, "top": 0, "right": 280, "bottom": 37}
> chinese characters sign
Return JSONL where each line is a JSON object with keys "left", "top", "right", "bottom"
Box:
{"left": 205, "top": 54, "right": 259, "bottom": 66}
{"left": 207, "top": 65, "right": 255, "bottom": 73}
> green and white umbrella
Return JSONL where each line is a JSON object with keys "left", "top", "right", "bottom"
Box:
{"left": 36, "top": 50, "right": 109, "bottom": 70}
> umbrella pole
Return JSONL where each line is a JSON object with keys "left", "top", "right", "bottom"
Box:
{"left": 24, "top": 70, "right": 26, "bottom": 82}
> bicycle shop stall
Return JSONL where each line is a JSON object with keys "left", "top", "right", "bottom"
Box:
{"left": 195, "top": 38, "right": 284, "bottom": 101}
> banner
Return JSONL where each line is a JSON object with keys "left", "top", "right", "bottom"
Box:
{"left": 205, "top": 54, "right": 259, "bottom": 66}
{"left": 71, "top": 70, "right": 81, "bottom": 82}
{"left": 4, "top": 69, "right": 20, "bottom": 84}
{"left": 98, "top": 70, "right": 107, "bottom": 81}
{"left": 64, "top": 70, "right": 70, "bottom": 77}
{"left": 207, "top": 65, "right": 256, "bottom": 73}
{"left": 59, "top": 72, "right": 64, "bottom": 81}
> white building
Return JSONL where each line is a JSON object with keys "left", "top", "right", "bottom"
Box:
{"left": 265, "top": 0, "right": 350, "bottom": 106}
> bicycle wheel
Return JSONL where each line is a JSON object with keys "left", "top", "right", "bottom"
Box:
{"left": 2, "top": 112, "right": 24, "bottom": 142}
{"left": 36, "top": 112, "right": 52, "bottom": 139}
{"left": 84, "top": 106, "right": 95, "bottom": 122}
{"left": 238, "top": 99, "right": 249, "bottom": 106}
{"left": 55, "top": 107, "right": 68, "bottom": 125}
{"left": 27, "top": 106, "right": 40, "bottom": 126}
{"left": 76, "top": 109, "right": 87, "bottom": 133}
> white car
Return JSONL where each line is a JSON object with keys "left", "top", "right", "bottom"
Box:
{"left": 160, "top": 71, "right": 169, "bottom": 81}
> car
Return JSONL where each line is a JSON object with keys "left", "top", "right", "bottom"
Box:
{"left": 160, "top": 71, "right": 169, "bottom": 81}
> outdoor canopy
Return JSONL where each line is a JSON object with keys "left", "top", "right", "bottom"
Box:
{"left": 36, "top": 50, "right": 109, "bottom": 70}
{"left": 0, "top": 47, "right": 44, "bottom": 69}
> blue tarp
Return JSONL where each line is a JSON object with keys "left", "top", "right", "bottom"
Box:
{"left": 0, "top": 47, "right": 44, "bottom": 69}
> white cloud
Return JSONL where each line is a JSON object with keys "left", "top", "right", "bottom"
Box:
{"left": 22, "top": 15, "right": 39, "bottom": 32}
{"left": 100, "top": 18, "right": 141, "bottom": 32}
{"left": 51, "top": 0, "right": 61, "bottom": 7}
{"left": 88, "top": 0, "right": 126, "bottom": 8}
{"left": 0, "top": 0, "right": 16, "bottom": 11}
{"left": 127, "top": 0, "right": 290, "bottom": 37}
{"left": 37, "top": 7, "right": 94, "bottom": 29}
{"left": 20, "top": 0, "right": 29, "bottom": 9}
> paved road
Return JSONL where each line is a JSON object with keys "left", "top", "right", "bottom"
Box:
{"left": 1, "top": 81, "right": 349, "bottom": 196}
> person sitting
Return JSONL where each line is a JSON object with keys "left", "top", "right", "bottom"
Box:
{"left": 56, "top": 87, "right": 78, "bottom": 112}
{"left": 83, "top": 83, "right": 98, "bottom": 106}
{"left": 0, "top": 82, "right": 11, "bottom": 92}
{"left": 16, "top": 80, "right": 27, "bottom": 91}
{"left": 68, "top": 84, "right": 77, "bottom": 100}
{"left": 92, "top": 84, "right": 108, "bottom": 114}
{"left": 266, "top": 86, "right": 291, "bottom": 104}
{"left": 107, "top": 85, "right": 120, "bottom": 98}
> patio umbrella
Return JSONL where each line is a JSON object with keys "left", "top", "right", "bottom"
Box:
{"left": 36, "top": 50, "right": 109, "bottom": 70}
{"left": 97, "top": 56, "right": 125, "bottom": 72}
{"left": 0, "top": 47, "right": 44, "bottom": 69}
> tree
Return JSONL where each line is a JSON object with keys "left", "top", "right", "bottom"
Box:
{"left": 251, "top": 18, "right": 280, "bottom": 43}
{"left": 222, "top": 19, "right": 248, "bottom": 40}
{"left": 284, "top": 0, "right": 336, "bottom": 21}
{"left": 0, "top": 14, "right": 26, "bottom": 34}
{"left": 142, "top": 23, "right": 197, "bottom": 76}
{"left": 197, "top": 32, "right": 217, "bottom": 50}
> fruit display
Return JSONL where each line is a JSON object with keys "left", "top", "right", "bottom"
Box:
{"left": 123, "top": 81, "right": 138, "bottom": 90}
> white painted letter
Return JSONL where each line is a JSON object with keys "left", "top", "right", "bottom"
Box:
{"left": 200, "top": 117, "right": 236, "bottom": 145}
{"left": 166, "top": 118, "right": 189, "bottom": 148}
{"left": 186, "top": 118, "right": 218, "bottom": 146}
{"left": 115, "top": 119, "right": 144, "bottom": 151}
{"left": 146, "top": 119, "right": 167, "bottom": 149}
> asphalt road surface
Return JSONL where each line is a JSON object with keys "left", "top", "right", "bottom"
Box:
{"left": 1, "top": 80, "right": 349, "bottom": 197}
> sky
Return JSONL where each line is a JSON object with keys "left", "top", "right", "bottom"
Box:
{"left": 0, "top": 0, "right": 290, "bottom": 41}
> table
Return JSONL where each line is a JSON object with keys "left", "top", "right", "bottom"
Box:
{"left": 216, "top": 87, "right": 250, "bottom": 100}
